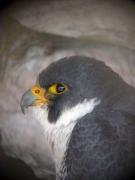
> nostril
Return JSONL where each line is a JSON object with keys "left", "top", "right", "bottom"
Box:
{"left": 35, "top": 89, "right": 40, "bottom": 94}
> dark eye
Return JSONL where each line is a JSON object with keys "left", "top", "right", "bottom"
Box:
{"left": 56, "top": 83, "right": 66, "bottom": 93}
{"left": 48, "top": 83, "right": 68, "bottom": 95}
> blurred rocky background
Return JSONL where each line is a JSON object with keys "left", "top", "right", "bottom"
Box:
{"left": 0, "top": 0, "right": 135, "bottom": 180}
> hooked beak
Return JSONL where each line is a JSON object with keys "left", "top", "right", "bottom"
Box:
{"left": 20, "top": 85, "right": 49, "bottom": 114}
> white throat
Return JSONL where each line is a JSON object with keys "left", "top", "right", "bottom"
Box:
{"left": 30, "top": 98, "right": 100, "bottom": 172}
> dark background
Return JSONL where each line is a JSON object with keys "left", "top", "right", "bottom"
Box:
{"left": 0, "top": 0, "right": 13, "bottom": 9}
{"left": 0, "top": 0, "right": 135, "bottom": 9}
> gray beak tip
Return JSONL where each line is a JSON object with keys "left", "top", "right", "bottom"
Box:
{"left": 20, "top": 96, "right": 26, "bottom": 114}
{"left": 20, "top": 89, "right": 35, "bottom": 115}
{"left": 21, "top": 105, "right": 25, "bottom": 115}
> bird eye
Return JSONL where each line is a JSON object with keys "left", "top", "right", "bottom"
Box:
{"left": 48, "top": 83, "right": 68, "bottom": 95}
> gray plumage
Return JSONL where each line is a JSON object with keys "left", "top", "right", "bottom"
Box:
{"left": 23, "top": 56, "right": 135, "bottom": 180}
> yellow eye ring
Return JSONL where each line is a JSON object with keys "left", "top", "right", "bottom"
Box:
{"left": 48, "top": 83, "right": 68, "bottom": 95}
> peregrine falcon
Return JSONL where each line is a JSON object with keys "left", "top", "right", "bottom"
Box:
{"left": 21, "top": 56, "right": 135, "bottom": 180}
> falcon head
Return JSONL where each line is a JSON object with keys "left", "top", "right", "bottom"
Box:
{"left": 20, "top": 56, "right": 118, "bottom": 123}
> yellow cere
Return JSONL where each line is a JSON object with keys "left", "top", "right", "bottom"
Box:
{"left": 31, "top": 85, "right": 48, "bottom": 106}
